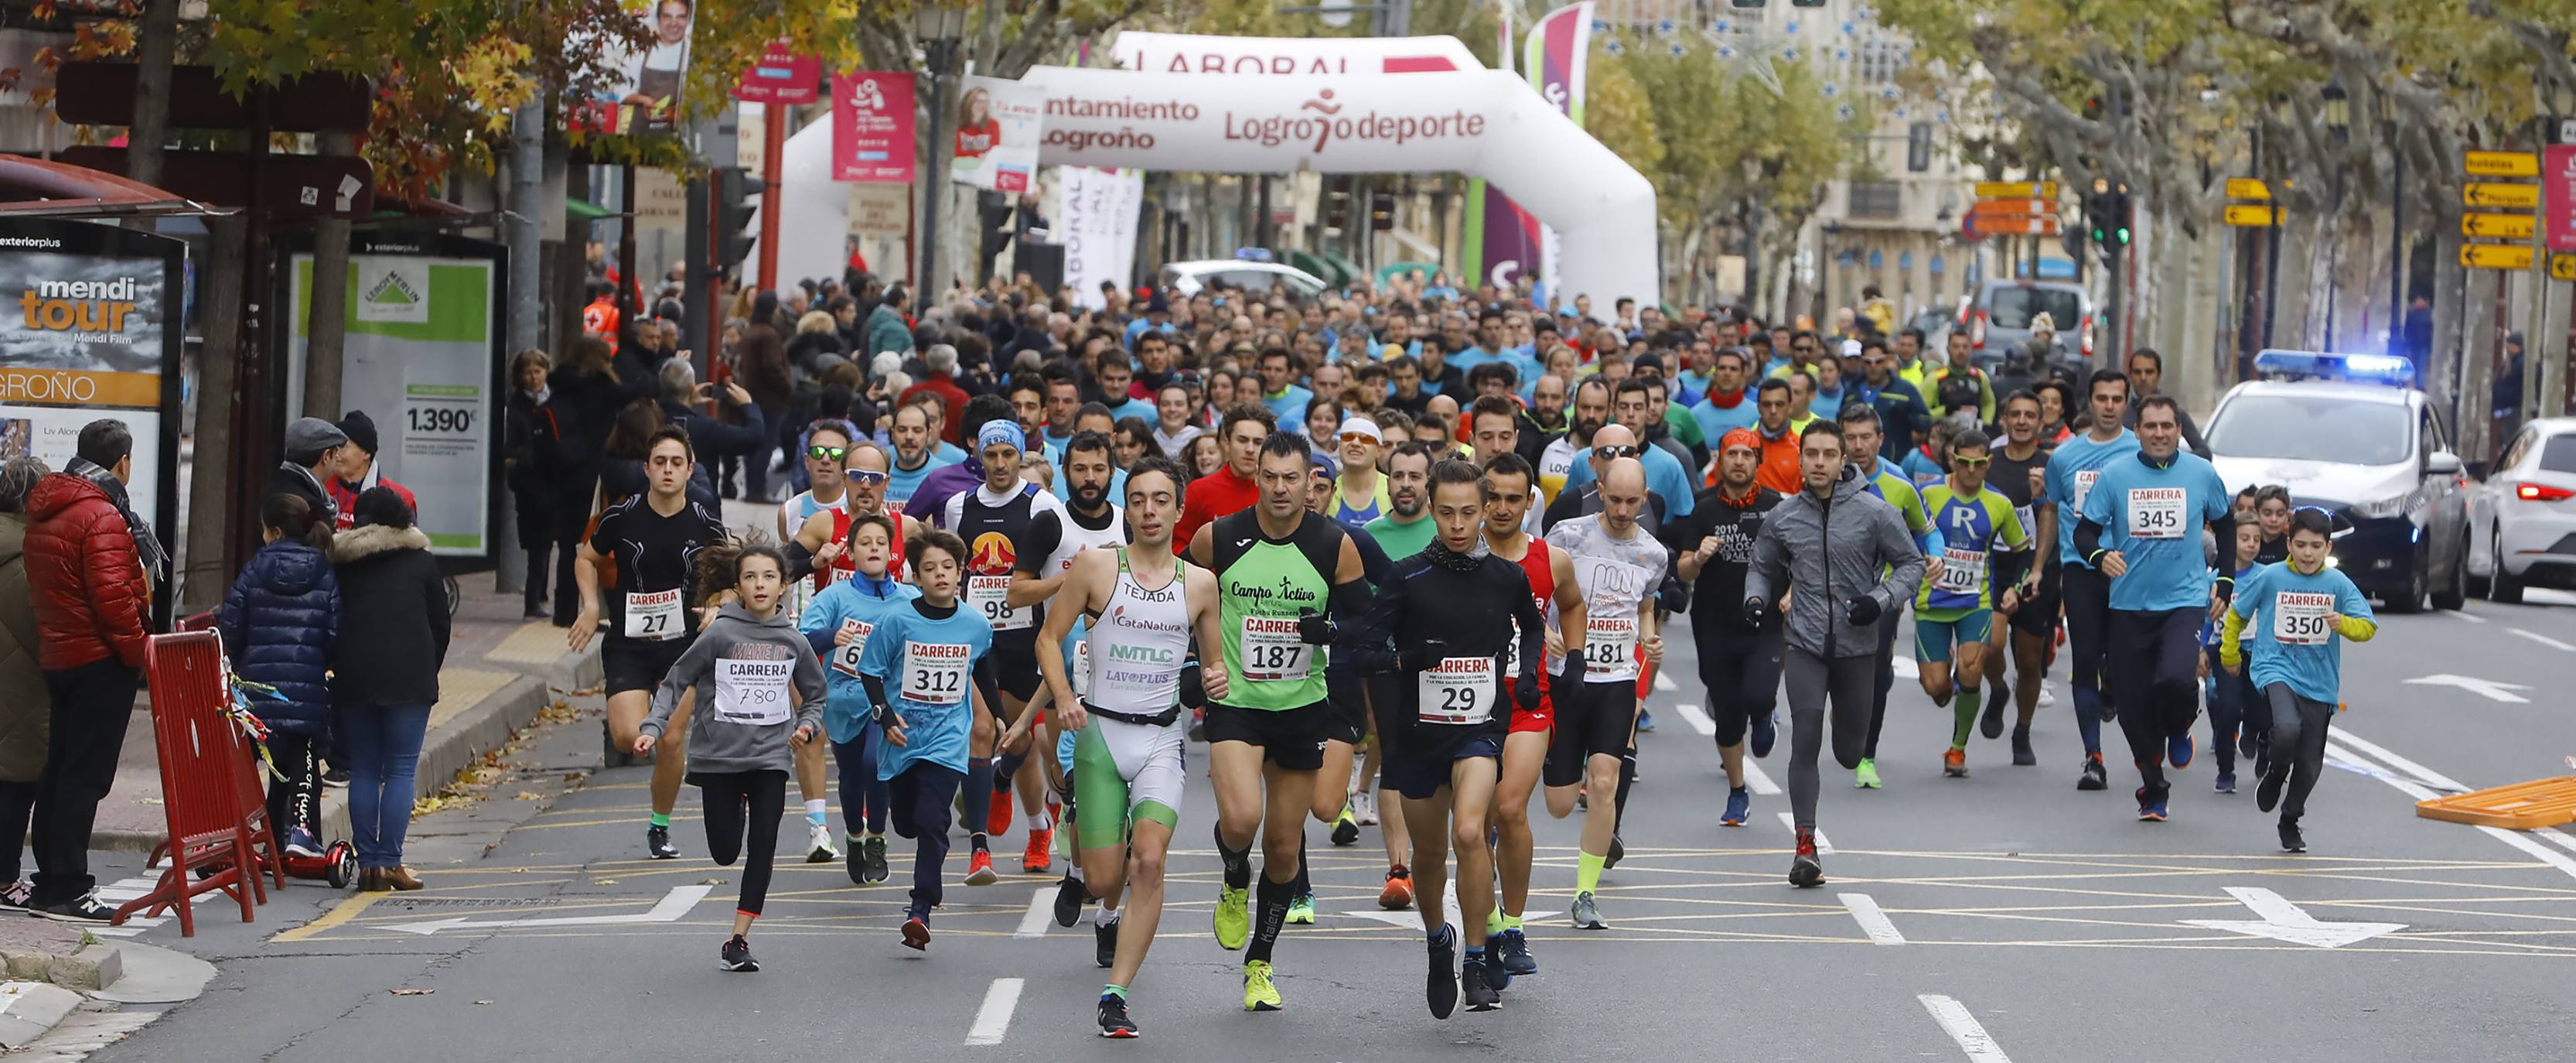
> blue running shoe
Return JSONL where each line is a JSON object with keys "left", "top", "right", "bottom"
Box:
{"left": 1721, "top": 785, "right": 1751, "bottom": 827}
{"left": 2136, "top": 787, "right": 2169, "bottom": 822}
{"left": 1749, "top": 712, "right": 1778, "bottom": 758}
{"left": 1636, "top": 709, "right": 1656, "bottom": 733}
{"left": 2168, "top": 732, "right": 2195, "bottom": 771}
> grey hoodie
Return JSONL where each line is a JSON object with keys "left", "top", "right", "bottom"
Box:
{"left": 1745, "top": 463, "right": 1926, "bottom": 659}
{"left": 642, "top": 602, "right": 827, "bottom": 774}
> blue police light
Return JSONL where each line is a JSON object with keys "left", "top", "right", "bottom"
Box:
{"left": 2252, "top": 348, "right": 2416, "bottom": 388}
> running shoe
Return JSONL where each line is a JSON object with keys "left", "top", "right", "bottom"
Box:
{"left": 1479, "top": 933, "right": 1513, "bottom": 990}
{"left": 1215, "top": 885, "right": 1250, "bottom": 949}
{"left": 282, "top": 829, "right": 325, "bottom": 859}
{"left": 807, "top": 823, "right": 840, "bottom": 863}
{"left": 861, "top": 836, "right": 889, "bottom": 884}
{"left": 1462, "top": 957, "right": 1502, "bottom": 1011}
{"left": 1095, "top": 918, "right": 1119, "bottom": 969}
{"left": 1568, "top": 891, "right": 1605, "bottom": 929}
{"left": 1426, "top": 926, "right": 1459, "bottom": 1019}
{"left": 2256, "top": 764, "right": 2288, "bottom": 812}
{"left": 1242, "top": 961, "right": 1282, "bottom": 1012}
{"left": 647, "top": 824, "right": 681, "bottom": 860}
{"left": 1943, "top": 748, "right": 1969, "bottom": 778}
{"left": 29, "top": 890, "right": 112, "bottom": 924}
{"left": 1024, "top": 827, "right": 1054, "bottom": 875}
{"left": 2039, "top": 684, "right": 2057, "bottom": 708}
{"left": 2278, "top": 819, "right": 2306, "bottom": 853}
{"left": 1721, "top": 785, "right": 1751, "bottom": 826}
{"left": 1380, "top": 865, "right": 1415, "bottom": 910}
{"left": 1188, "top": 707, "right": 1207, "bottom": 743}
{"left": 1497, "top": 928, "right": 1537, "bottom": 975}
{"left": 2167, "top": 732, "right": 2196, "bottom": 771}
{"left": 2136, "top": 787, "right": 2168, "bottom": 822}
{"left": 1636, "top": 709, "right": 1656, "bottom": 733}
{"left": 1749, "top": 712, "right": 1778, "bottom": 758}
{"left": 965, "top": 849, "right": 999, "bottom": 886}
{"left": 986, "top": 789, "right": 1015, "bottom": 839}
{"left": 0, "top": 880, "right": 30, "bottom": 911}
{"left": 844, "top": 833, "right": 868, "bottom": 885}
{"left": 2097, "top": 689, "right": 2120, "bottom": 723}
{"left": 901, "top": 915, "right": 931, "bottom": 952}
{"left": 1353, "top": 790, "right": 1379, "bottom": 825}
{"left": 1789, "top": 830, "right": 1824, "bottom": 888}
{"left": 2215, "top": 771, "right": 2237, "bottom": 795}
{"left": 1979, "top": 693, "right": 2006, "bottom": 740}
{"left": 2076, "top": 754, "right": 2108, "bottom": 791}
{"left": 1330, "top": 805, "right": 1360, "bottom": 847}
{"left": 322, "top": 766, "right": 350, "bottom": 788}
{"left": 1854, "top": 759, "right": 1882, "bottom": 789}
{"left": 2011, "top": 726, "right": 2037, "bottom": 767}
{"left": 1055, "top": 873, "right": 1089, "bottom": 928}
{"left": 1286, "top": 893, "right": 1317, "bottom": 925}
{"left": 1097, "top": 993, "right": 1138, "bottom": 1038}
{"left": 720, "top": 934, "right": 759, "bottom": 972}
{"left": 2239, "top": 726, "right": 2261, "bottom": 761}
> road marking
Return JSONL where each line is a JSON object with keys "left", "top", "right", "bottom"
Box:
{"left": 1670, "top": 702, "right": 1717, "bottom": 737}
{"left": 1014, "top": 887, "right": 1053, "bottom": 938}
{"left": 2325, "top": 733, "right": 2576, "bottom": 882}
{"left": 1838, "top": 892, "right": 1905, "bottom": 945}
{"left": 1918, "top": 994, "right": 2013, "bottom": 1062}
{"left": 2180, "top": 885, "right": 2406, "bottom": 948}
{"left": 2331, "top": 729, "right": 2469, "bottom": 790}
{"left": 384, "top": 884, "right": 713, "bottom": 935}
{"left": 1653, "top": 671, "right": 1677, "bottom": 692}
{"left": 275, "top": 891, "right": 390, "bottom": 942}
{"left": 1777, "top": 812, "right": 1832, "bottom": 853}
{"left": 2506, "top": 627, "right": 2576, "bottom": 651}
{"left": 2404, "top": 673, "right": 2532, "bottom": 703}
{"left": 2541, "top": 829, "right": 2576, "bottom": 856}
{"left": 2451, "top": 610, "right": 2488, "bottom": 624}
{"left": 964, "top": 977, "right": 1023, "bottom": 1046}
{"left": 1744, "top": 761, "right": 1783, "bottom": 795}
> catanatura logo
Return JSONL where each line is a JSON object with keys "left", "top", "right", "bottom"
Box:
{"left": 355, "top": 259, "right": 431, "bottom": 323}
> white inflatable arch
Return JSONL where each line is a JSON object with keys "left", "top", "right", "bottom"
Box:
{"left": 1019, "top": 63, "right": 1659, "bottom": 308}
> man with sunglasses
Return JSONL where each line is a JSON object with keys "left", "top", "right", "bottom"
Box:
{"left": 1853, "top": 339, "right": 1930, "bottom": 465}
{"left": 1914, "top": 429, "right": 2031, "bottom": 780}
{"left": 1540, "top": 425, "right": 1666, "bottom": 536}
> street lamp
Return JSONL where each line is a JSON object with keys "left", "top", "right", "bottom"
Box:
{"left": 2322, "top": 83, "right": 2350, "bottom": 344}
{"left": 915, "top": 3, "right": 971, "bottom": 294}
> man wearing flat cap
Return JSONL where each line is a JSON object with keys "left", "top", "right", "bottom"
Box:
{"left": 268, "top": 416, "right": 349, "bottom": 528}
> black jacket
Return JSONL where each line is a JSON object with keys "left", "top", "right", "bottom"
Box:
{"left": 263, "top": 462, "right": 336, "bottom": 527}
{"left": 658, "top": 397, "right": 769, "bottom": 460}
{"left": 326, "top": 524, "right": 451, "bottom": 708}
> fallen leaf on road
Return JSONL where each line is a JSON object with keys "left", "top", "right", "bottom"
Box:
{"left": 513, "top": 791, "right": 544, "bottom": 801}
{"left": 391, "top": 988, "right": 434, "bottom": 996}
{"left": 701, "top": 879, "right": 724, "bottom": 885}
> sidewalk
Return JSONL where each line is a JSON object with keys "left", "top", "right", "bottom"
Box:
{"left": 92, "top": 586, "right": 602, "bottom": 853}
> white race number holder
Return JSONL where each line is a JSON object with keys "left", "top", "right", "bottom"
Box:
{"left": 713, "top": 658, "right": 793, "bottom": 725}
{"left": 2127, "top": 487, "right": 2186, "bottom": 540}
{"left": 830, "top": 619, "right": 872, "bottom": 678}
{"left": 1417, "top": 657, "right": 1496, "bottom": 726}
{"left": 2274, "top": 591, "right": 2334, "bottom": 646}
{"left": 1934, "top": 547, "right": 1987, "bottom": 597}
{"left": 967, "top": 574, "right": 1031, "bottom": 631}
{"left": 899, "top": 641, "right": 971, "bottom": 704}
{"left": 1238, "top": 616, "right": 1314, "bottom": 682}
{"left": 624, "top": 589, "right": 684, "bottom": 641}
{"left": 1583, "top": 614, "right": 1640, "bottom": 682}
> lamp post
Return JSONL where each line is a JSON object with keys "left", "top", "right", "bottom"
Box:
{"left": 914, "top": 3, "right": 969, "bottom": 292}
{"left": 2322, "top": 83, "right": 2351, "bottom": 344}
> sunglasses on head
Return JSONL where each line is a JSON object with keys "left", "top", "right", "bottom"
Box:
{"left": 847, "top": 470, "right": 889, "bottom": 486}
{"left": 807, "top": 445, "right": 848, "bottom": 461}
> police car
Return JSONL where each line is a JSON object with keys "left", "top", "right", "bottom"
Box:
{"left": 2202, "top": 350, "right": 2469, "bottom": 612}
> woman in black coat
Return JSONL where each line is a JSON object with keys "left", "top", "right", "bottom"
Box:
{"left": 543, "top": 338, "right": 626, "bottom": 626}
{"left": 328, "top": 487, "right": 452, "bottom": 891}
{"left": 504, "top": 348, "right": 556, "bottom": 620}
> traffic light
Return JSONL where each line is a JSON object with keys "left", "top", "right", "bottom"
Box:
{"left": 715, "top": 166, "right": 763, "bottom": 274}
{"left": 1368, "top": 190, "right": 1395, "bottom": 232}
{"left": 2083, "top": 179, "right": 2134, "bottom": 248}
{"left": 1322, "top": 176, "right": 1352, "bottom": 232}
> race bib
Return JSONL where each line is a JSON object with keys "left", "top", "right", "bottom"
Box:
{"left": 967, "top": 574, "right": 1032, "bottom": 631}
{"left": 1417, "top": 656, "right": 1496, "bottom": 726}
{"left": 2273, "top": 591, "right": 2334, "bottom": 646}
{"left": 1237, "top": 616, "right": 1313, "bottom": 682}
{"left": 623, "top": 589, "right": 684, "bottom": 641}
{"left": 899, "top": 641, "right": 971, "bottom": 704}
{"left": 713, "top": 658, "right": 793, "bottom": 725}
{"left": 2013, "top": 504, "right": 2035, "bottom": 542}
{"left": 1505, "top": 618, "right": 1522, "bottom": 675}
{"left": 1935, "top": 547, "right": 1987, "bottom": 596}
{"left": 2073, "top": 470, "right": 2102, "bottom": 511}
{"left": 1583, "top": 614, "right": 1639, "bottom": 681}
{"left": 829, "top": 619, "right": 872, "bottom": 678}
{"left": 1072, "top": 639, "right": 1092, "bottom": 698}
{"left": 2127, "top": 487, "right": 2186, "bottom": 540}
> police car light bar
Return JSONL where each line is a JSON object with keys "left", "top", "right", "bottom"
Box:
{"left": 2252, "top": 348, "right": 2416, "bottom": 388}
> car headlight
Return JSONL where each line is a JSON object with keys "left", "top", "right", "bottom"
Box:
{"left": 2348, "top": 493, "right": 2409, "bottom": 519}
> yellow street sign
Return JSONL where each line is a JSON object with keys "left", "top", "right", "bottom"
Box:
{"left": 2465, "top": 182, "right": 2543, "bottom": 209}
{"left": 2465, "top": 150, "right": 2540, "bottom": 177}
{"left": 2225, "top": 178, "right": 2271, "bottom": 201}
{"left": 2462, "top": 213, "right": 2538, "bottom": 240}
{"left": 1973, "top": 181, "right": 2056, "bottom": 200}
{"left": 2556, "top": 254, "right": 2576, "bottom": 282}
{"left": 2223, "top": 204, "right": 2280, "bottom": 227}
{"left": 2461, "top": 244, "right": 2536, "bottom": 270}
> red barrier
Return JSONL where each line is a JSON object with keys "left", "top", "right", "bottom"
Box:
{"left": 114, "top": 631, "right": 274, "bottom": 935}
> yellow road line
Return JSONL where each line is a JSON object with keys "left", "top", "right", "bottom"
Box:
{"left": 273, "top": 892, "right": 387, "bottom": 942}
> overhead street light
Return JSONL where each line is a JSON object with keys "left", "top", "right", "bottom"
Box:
{"left": 916, "top": 3, "right": 970, "bottom": 292}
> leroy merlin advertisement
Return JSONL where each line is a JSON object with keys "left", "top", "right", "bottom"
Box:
{"left": 285, "top": 234, "right": 506, "bottom": 557}
{"left": 0, "top": 218, "right": 184, "bottom": 549}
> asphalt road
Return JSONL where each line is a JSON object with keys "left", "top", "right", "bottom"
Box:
{"left": 77, "top": 590, "right": 2576, "bottom": 1061}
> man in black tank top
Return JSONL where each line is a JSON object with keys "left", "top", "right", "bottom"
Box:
{"left": 940, "top": 420, "right": 1070, "bottom": 884}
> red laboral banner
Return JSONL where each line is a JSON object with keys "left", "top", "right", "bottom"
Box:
{"left": 831, "top": 71, "right": 915, "bottom": 183}
{"left": 736, "top": 39, "right": 820, "bottom": 104}
{"left": 2546, "top": 145, "right": 2576, "bottom": 252}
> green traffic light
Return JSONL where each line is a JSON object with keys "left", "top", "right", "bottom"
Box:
{"left": 2115, "top": 227, "right": 2131, "bottom": 245}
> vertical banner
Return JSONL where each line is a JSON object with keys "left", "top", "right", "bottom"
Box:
{"left": 831, "top": 71, "right": 916, "bottom": 182}
{"left": 0, "top": 218, "right": 183, "bottom": 570}
{"left": 735, "top": 39, "right": 820, "bottom": 104}
{"left": 569, "top": 0, "right": 693, "bottom": 134}
{"left": 285, "top": 234, "right": 505, "bottom": 558}
{"left": 1060, "top": 167, "right": 1145, "bottom": 310}
{"left": 950, "top": 74, "right": 1046, "bottom": 194}
{"left": 2546, "top": 144, "right": 2576, "bottom": 252}
{"left": 1523, "top": 0, "right": 1593, "bottom": 302}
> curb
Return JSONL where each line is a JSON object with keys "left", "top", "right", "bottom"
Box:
{"left": 0, "top": 980, "right": 82, "bottom": 1048}
{"left": 0, "top": 941, "right": 121, "bottom": 992}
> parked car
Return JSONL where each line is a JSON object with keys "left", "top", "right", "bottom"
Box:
{"left": 1967, "top": 279, "right": 2091, "bottom": 376}
{"left": 1157, "top": 260, "right": 1329, "bottom": 300}
{"left": 2467, "top": 416, "right": 2576, "bottom": 603}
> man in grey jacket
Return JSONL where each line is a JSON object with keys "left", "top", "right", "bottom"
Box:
{"left": 1744, "top": 419, "right": 1924, "bottom": 889}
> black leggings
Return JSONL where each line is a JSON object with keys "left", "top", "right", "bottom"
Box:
{"left": 1863, "top": 611, "right": 1901, "bottom": 759}
{"left": 2260, "top": 684, "right": 2335, "bottom": 824}
{"left": 2063, "top": 565, "right": 2116, "bottom": 717}
{"left": 696, "top": 769, "right": 787, "bottom": 918}
{"left": 1697, "top": 627, "right": 1786, "bottom": 747}
{"left": 2108, "top": 608, "right": 2202, "bottom": 795}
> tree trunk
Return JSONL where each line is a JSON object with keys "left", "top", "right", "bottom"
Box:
{"left": 302, "top": 130, "right": 354, "bottom": 419}
{"left": 181, "top": 215, "right": 247, "bottom": 614}
{"left": 497, "top": 97, "right": 545, "bottom": 596}
{"left": 127, "top": 0, "right": 179, "bottom": 190}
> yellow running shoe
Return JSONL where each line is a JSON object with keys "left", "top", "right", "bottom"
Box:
{"left": 1241, "top": 960, "right": 1282, "bottom": 1012}
{"left": 1213, "top": 885, "right": 1250, "bottom": 950}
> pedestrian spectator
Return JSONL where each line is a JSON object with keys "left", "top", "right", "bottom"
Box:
{"left": 506, "top": 348, "right": 557, "bottom": 620}
{"left": 866, "top": 285, "right": 915, "bottom": 357}
{"left": 268, "top": 416, "right": 349, "bottom": 527}
{"left": 735, "top": 324, "right": 793, "bottom": 501}
{"left": 22, "top": 420, "right": 155, "bottom": 921}
{"left": 899, "top": 344, "right": 973, "bottom": 447}
{"left": 220, "top": 492, "right": 339, "bottom": 860}
{"left": 543, "top": 338, "right": 627, "bottom": 627}
{"left": 329, "top": 487, "right": 449, "bottom": 891}
{"left": 325, "top": 411, "right": 417, "bottom": 530}
{"left": 657, "top": 358, "right": 770, "bottom": 482}
{"left": 0, "top": 456, "right": 50, "bottom": 911}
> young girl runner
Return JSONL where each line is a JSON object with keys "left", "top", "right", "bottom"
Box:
{"left": 857, "top": 528, "right": 998, "bottom": 952}
{"left": 219, "top": 494, "right": 340, "bottom": 860}
{"left": 636, "top": 542, "right": 827, "bottom": 972}
{"left": 796, "top": 514, "right": 919, "bottom": 885}
{"left": 2220, "top": 508, "right": 2376, "bottom": 853}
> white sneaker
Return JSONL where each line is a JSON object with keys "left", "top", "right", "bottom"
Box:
{"left": 806, "top": 822, "right": 840, "bottom": 863}
{"left": 1352, "top": 790, "right": 1379, "bottom": 826}
{"left": 2038, "top": 685, "right": 2058, "bottom": 708}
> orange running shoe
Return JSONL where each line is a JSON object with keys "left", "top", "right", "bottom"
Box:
{"left": 1379, "top": 863, "right": 1414, "bottom": 910}
{"left": 1023, "top": 826, "right": 1054, "bottom": 874}
{"left": 965, "top": 848, "right": 999, "bottom": 886}
{"left": 986, "top": 787, "right": 1015, "bottom": 839}
{"left": 1943, "top": 748, "right": 1969, "bottom": 778}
